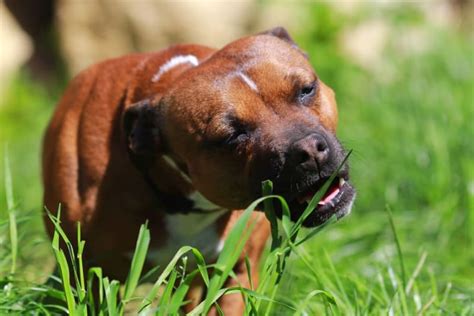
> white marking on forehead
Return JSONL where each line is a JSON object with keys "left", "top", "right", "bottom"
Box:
{"left": 237, "top": 71, "right": 259, "bottom": 93}
{"left": 151, "top": 54, "right": 199, "bottom": 83}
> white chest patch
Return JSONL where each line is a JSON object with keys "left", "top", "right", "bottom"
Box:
{"left": 151, "top": 54, "right": 199, "bottom": 83}
{"left": 147, "top": 210, "right": 226, "bottom": 270}
{"left": 237, "top": 71, "right": 259, "bottom": 93}
{"left": 188, "top": 191, "right": 222, "bottom": 211}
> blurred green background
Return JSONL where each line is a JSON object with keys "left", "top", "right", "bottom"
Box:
{"left": 0, "top": 1, "right": 472, "bottom": 314}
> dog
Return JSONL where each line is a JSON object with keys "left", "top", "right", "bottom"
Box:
{"left": 42, "top": 27, "right": 355, "bottom": 314}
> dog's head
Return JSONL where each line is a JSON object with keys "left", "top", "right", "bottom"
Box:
{"left": 124, "top": 27, "right": 355, "bottom": 226}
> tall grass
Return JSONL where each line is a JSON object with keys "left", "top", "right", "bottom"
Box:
{"left": 8, "top": 180, "right": 339, "bottom": 315}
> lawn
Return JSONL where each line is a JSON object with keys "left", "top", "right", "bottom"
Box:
{"left": 0, "top": 3, "right": 472, "bottom": 315}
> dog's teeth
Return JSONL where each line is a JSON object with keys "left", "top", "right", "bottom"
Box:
{"left": 339, "top": 178, "right": 345, "bottom": 186}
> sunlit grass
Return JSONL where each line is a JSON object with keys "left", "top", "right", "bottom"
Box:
{"left": 1, "top": 163, "right": 468, "bottom": 314}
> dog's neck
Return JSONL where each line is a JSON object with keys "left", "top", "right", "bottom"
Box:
{"left": 140, "top": 154, "right": 225, "bottom": 215}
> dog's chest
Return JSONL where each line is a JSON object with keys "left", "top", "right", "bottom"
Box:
{"left": 147, "top": 210, "right": 226, "bottom": 269}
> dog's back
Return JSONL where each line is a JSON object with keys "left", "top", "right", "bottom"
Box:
{"left": 42, "top": 46, "right": 216, "bottom": 279}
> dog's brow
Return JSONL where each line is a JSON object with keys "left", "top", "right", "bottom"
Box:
{"left": 286, "top": 68, "right": 316, "bottom": 83}
{"left": 151, "top": 54, "right": 199, "bottom": 82}
{"left": 237, "top": 71, "right": 258, "bottom": 93}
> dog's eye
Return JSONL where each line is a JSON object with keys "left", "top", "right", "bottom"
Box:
{"left": 298, "top": 81, "right": 317, "bottom": 102}
{"left": 204, "top": 117, "right": 250, "bottom": 149}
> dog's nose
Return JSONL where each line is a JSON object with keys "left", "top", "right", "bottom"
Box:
{"left": 288, "top": 134, "right": 330, "bottom": 169}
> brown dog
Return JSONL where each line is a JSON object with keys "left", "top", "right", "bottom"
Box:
{"left": 42, "top": 27, "right": 355, "bottom": 314}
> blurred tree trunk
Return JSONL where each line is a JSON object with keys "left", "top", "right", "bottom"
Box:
{"left": 5, "top": 0, "right": 64, "bottom": 83}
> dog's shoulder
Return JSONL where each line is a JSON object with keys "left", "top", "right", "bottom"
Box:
{"left": 123, "top": 44, "right": 216, "bottom": 106}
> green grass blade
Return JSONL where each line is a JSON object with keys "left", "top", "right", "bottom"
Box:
{"left": 139, "top": 264, "right": 162, "bottom": 284}
{"left": 394, "top": 272, "right": 409, "bottom": 315}
{"left": 202, "top": 197, "right": 269, "bottom": 314}
{"left": 294, "top": 215, "right": 337, "bottom": 247}
{"left": 103, "top": 277, "right": 120, "bottom": 315}
{"left": 45, "top": 206, "right": 71, "bottom": 246}
{"left": 76, "top": 222, "right": 86, "bottom": 302}
{"left": 242, "top": 287, "right": 298, "bottom": 311}
{"left": 191, "top": 247, "right": 209, "bottom": 287}
{"left": 204, "top": 286, "right": 297, "bottom": 313}
{"left": 167, "top": 270, "right": 199, "bottom": 314}
{"left": 386, "top": 205, "right": 407, "bottom": 289}
{"left": 187, "top": 288, "right": 226, "bottom": 316}
{"left": 405, "top": 251, "right": 427, "bottom": 295}
{"left": 294, "top": 289, "right": 337, "bottom": 315}
{"left": 440, "top": 282, "right": 452, "bottom": 308}
{"left": 419, "top": 296, "right": 436, "bottom": 314}
{"left": 50, "top": 211, "right": 77, "bottom": 315}
{"left": 377, "top": 272, "right": 391, "bottom": 306}
{"left": 54, "top": 248, "right": 77, "bottom": 314}
{"left": 87, "top": 267, "right": 104, "bottom": 315}
{"left": 122, "top": 223, "right": 151, "bottom": 306}
{"left": 427, "top": 268, "right": 439, "bottom": 307}
{"left": 215, "top": 303, "right": 224, "bottom": 316}
{"left": 289, "top": 247, "right": 340, "bottom": 309}
{"left": 4, "top": 145, "right": 14, "bottom": 210}
{"left": 45, "top": 206, "right": 82, "bottom": 291}
{"left": 262, "top": 180, "right": 280, "bottom": 250}
{"left": 4, "top": 148, "right": 18, "bottom": 275}
{"left": 323, "top": 249, "right": 350, "bottom": 304}
{"left": 244, "top": 255, "right": 254, "bottom": 291}
{"left": 138, "top": 245, "right": 194, "bottom": 314}
{"left": 156, "top": 268, "right": 178, "bottom": 316}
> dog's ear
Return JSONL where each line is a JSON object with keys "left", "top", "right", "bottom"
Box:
{"left": 259, "top": 26, "right": 297, "bottom": 47}
{"left": 123, "top": 99, "right": 161, "bottom": 169}
{"left": 259, "top": 26, "right": 308, "bottom": 58}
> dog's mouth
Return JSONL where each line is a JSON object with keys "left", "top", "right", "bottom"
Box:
{"left": 274, "top": 174, "right": 356, "bottom": 227}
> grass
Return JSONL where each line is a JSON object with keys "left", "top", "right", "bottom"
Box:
{"left": 3, "top": 162, "right": 457, "bottom": 315}
{"left": 1, "top": 165, "right": 468, "bottom": 314}
{"left": 0, "top": 3, "right": 473, "bottom": 315}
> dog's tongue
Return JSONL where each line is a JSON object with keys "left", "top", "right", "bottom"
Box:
{"left": 296, "top": 178, "right": 344, "bottom": 205}
{"left": 318, "top": 184, "right": 340, "bottom": 206}
{"left": 296, "top": 180, "right": 340, "bottom": 205}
